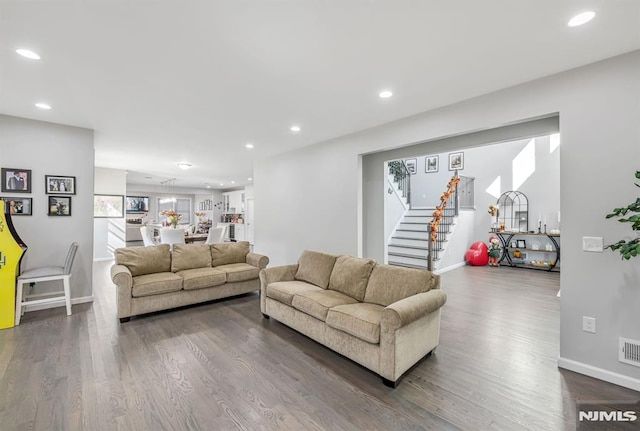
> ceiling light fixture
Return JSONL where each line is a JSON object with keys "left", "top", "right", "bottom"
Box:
{"left": 177, "top": 163, "right": 192, "bottom": 170}
{"left": 245, "top": 143, "right": 254, "bottom": 149}
{"left": 379, "top": 90, "right": 393, "bottom": 99}
{"left": 231, "top": 181, "right": 235, "bottom": 184}
{"left": 16, "top": 49, "right": 40, "bottom": 60}
{"left": 568, "top": 11, "right": 595, "bottom": 27}
{"left": 248, "top": 177, "right": 253, "bottom": 181}
{"left": 290, "top": 125, "right": 301, "bottom": 132}
{"left": 35, "top": 102, "right": 51, "bottom": 110}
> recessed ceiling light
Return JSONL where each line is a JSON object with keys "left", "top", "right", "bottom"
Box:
{"left": 35, "top": 102, "right": 51, "bottom": 110}
{"left": 248, "top": 177, "right": 252, "bottom": 181}
{"left": 290, "top": 125, "right": 301, "bottom": 132}
{"left": 231, "top": 181, "right": 235, "bottom": 184}
{"left": 220, "top": 183, "right": 224, "bottom": 186}
{"left": 206, "top": 184, "right": 211, "bottom": 189}
{"left": 568, "top": 11, "right": 595, "bottom": 27}
{"left": 177, "top": 163, "right": 192, "bottom": 170}
{"left": 16, "top": 49, "right": 40, "bottom": 60}
{"left": 245, "top": 143, "right": 254, "bottom": 149}
{"left": 379, "top": 90, "right": 393, "bottom": 99}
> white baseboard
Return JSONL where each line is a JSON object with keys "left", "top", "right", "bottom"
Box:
{"left": 24, "top": 295, "right": 94, "bottom": 312}
{"left": 434, "top": 261, "right": 466, "bottom": 275}
{"left": 558, "top": 357, "right": 640, "bottom": 392}
{"left": 93, "top": 257, "right": 114, "bottom": 262}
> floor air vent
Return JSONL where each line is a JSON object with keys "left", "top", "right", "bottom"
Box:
{"left": 619, "top": 337, "right": 640, "bottom": 367}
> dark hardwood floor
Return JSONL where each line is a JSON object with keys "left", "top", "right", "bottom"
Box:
{"left": 0, "top": 263, "right": 637, "bottom": 430}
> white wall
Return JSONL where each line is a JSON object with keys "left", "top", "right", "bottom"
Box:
{"left": 255, "top": 51, "right": 640, "bottom": 389}
{"left": 0, "top": 114, "right": 94, "bottom": 300}
{"left": 94, "top": 167, "right": 126, "bottom": 260}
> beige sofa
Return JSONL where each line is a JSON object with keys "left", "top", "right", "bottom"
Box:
{"left": 260, "top": 250, "right": 446, "bottom": 387}
{"left": 111, "top": 241, "right": 268, "bottom": 322}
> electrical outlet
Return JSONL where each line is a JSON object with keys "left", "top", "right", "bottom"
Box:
{"left": 583, "top": 316, "right": 596, "bottom": 333}
{"left": 582, "top": 237, "right": 603, "bottom": 252}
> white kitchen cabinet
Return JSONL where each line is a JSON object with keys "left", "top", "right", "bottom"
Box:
{"left": 222, "top": 190, "right": 245, "bottom": 213}
{"left": 234, "top": 224, "right": 246, "bottom": 241}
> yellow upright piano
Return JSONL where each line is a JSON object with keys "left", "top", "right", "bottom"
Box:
{"left": 0, "top": 200, "right": 27, "bottom": 329}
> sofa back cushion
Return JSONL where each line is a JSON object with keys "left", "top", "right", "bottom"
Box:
{"left": 211, "top": 241, "right": 250, "bottom": 267}
{"left": 115, "top": 244, "right": 171, "bottom": 277}
{"left": 172, "top": 244, "right": 212, "bottom": 272}
{"left": 364, "top": 264, "right": 440, "bottom": 306}
{"left": 294, "top": 250, "right": 338, "bottom": 289}
{"left": 328, "top": 255, "right": 376, "bottom": 301}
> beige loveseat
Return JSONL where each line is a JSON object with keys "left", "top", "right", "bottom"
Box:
{"left": 260, "top": 250, "right": 446, "bottom": 387}
{"left": 111, "top": 241, "right": 268, "bottom": 322}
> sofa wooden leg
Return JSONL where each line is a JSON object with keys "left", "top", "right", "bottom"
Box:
{"left": 382, "top": 377, "right": 398, "bottom": 388}
{"left": 119, "top": 317, "right": 131, "bottom": 323}
{"left": 262, "top": 313, "right": 270, "bottom": 320}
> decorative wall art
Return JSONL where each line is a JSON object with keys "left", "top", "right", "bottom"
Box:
{"left": 45, "top": 175, "right": 76, "bottom": 195}
{"left": 1, "top": 168, "right": 32, "bottom": 193}
{"left": 425, "top": 155, "right": 439, "bottom": 173}
{"left": 0, "top": 197, "right": 32, "bottom": 216}
{"left": 448, "top": 152, "right": 464, "bottom": 171}
{"left": 94, "top": 194, "right": 124, "bottom": 218}
{"left": 48, "top": 196, "right": 72, "bottom": 216}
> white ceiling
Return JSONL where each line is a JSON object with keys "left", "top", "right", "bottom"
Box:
{"left": 1, "top": 1, "right": 639, "bottom": 189}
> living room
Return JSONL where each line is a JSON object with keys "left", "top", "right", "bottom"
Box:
{"left": 1, "top": 2, "right": 640, "bottom": 429}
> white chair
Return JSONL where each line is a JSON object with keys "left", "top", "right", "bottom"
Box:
{"left": 140, "top": 226, "right": 156, "bottom": 246}
{"left": 15, "top": 242, "right": 79, "bottom": 325}
{"left": 160, "top": 227, "right": 186, "bottom": 245}
{"left": 205, "top": 226, "right": 226, "bottom": 244}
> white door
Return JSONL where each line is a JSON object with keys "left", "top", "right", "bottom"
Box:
{"left": 246, "top": 197, "right": 254, "bottom": 245}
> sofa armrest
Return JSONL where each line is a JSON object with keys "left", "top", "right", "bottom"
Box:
{"left": 381, "top": 289, "right": 447, "bottom": 329}
{"left": 110, "top": 264, "right": 134, "bottom": 319}
{"left": 259, "top": 264, "right": 299, "bottom": 313}
{"left": 246, "top": 252, "right": 270, "bottom": 270}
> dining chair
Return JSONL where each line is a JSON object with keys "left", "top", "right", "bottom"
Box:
{"left": 205, "top": 226, "right": 226, "bottom": 244}
{"left": 140, "top": 226, "right": 156, "bottom": 246}
{"left": 160, "top": 227, "right": 186, "bottom": 245}
{"left": 15, "top": 242, "right": 79, "bottom": 325}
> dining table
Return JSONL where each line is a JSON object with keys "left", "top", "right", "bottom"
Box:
{"left": 185, "top": 233, "right": 208, "bottom": 243}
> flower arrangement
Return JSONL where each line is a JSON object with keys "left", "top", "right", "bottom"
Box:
{"left": 431, "top": 175, "right": 461, "bottom": 243}
{"left": 160, "top": 209, "right": 181, "bottom": 228}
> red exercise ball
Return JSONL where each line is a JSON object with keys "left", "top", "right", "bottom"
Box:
{"left": 465, "top": 241, "right": 489, "bottom": 266}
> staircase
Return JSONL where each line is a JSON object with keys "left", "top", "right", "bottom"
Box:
{"left": 386, "top": 168, "right": 460, "bottom": 271}
{"left": 387, "top": 207, "right": 456, "bottom": 269}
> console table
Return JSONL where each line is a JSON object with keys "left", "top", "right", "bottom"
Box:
{"left": 491, "top": 231, "right": 560, "bottom": 271}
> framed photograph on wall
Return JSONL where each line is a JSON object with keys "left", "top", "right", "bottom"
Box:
{"left": 45, "top": 175, "right": 76, "bottom": 195}
{"left": 0, "top": 197, "right": 32, "bottom": 216}
{"left": 48, "top": 196, "right": 72, "bottom": 216}
{"left": 94, "top": 194, "right": 124, "bottom": 218}
{"left": 1, "top": 168, "right": 32, "bottom": 193}
{"left": 516, "top": 239, "right": 527, "bottom": 248}
{"left": 425, "top": 155, "right": 439, "bottom": 173}
{"left": 405, "top": 158, "right": 417, "bottom": 175}
{"left": 448, "top": 152, "right": 464, "bottom": 171}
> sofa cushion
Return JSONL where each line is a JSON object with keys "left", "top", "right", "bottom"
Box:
{"left": 364, "top": 264, "right": 439, "bottom": 307}
{"left": 211, "top": 241, "right": 250, "bottom": 267}
{"left": 326, "top": 303, "right": 385, "bottom": 344}
{"left": 131, "top": 272, "right": 183, "bottom": 297}
{"left": 327, "top": 255, "right": 376, "bottom": 301}
{"left": 115, "top": 244, "right": 171, "bottom": 277}
{"left": 215, "top": 263, "right": 259, "bottom": 283}
{"left": 266, "top": 281, "right": 324, "bottom": 306}
{"left": 291, "top": 290, "right": 358, "bottom": 321}
{"left": 172, "top": 244, "right": 212, "bottom": 272}
{"left": 177, "top": 267, "right": 226, "bottom": 290}
{"left": 294, "top": 250, "right": 338, "bottom": 289}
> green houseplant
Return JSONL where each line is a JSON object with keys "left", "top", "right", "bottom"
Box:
{"left": 605, "top": 171, "right": 640, "bottom": 260}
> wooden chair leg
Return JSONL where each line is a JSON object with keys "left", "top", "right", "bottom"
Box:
{"left": 15, "top": 280, "right": 24, "bottom": 325}
{"left": 63, "top": 276, "right": 72, "bottom": 316}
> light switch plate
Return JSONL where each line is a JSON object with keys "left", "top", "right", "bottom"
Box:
{"left": 582, "top": 236, "right": 603, "bottom": 252}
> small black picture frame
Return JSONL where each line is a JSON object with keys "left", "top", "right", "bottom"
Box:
{"left": 425, "top": 155, "right": 439, "bottom": 173}
{"left": 448, "top": 152, "right": 464, "bottom": 171}
{"left": 405, "top": 158, "right": 417, "bottom": 175}
{"left": 48, "top": 196, "right": 72, "bottom": 216}
{"left": 516, "top": 239, "right": 527, "bottom": 248}
{"left": 1, "top": 168, "right": 32, "bottom": 193}
{"left": 45, "top": 175, "right": 76, "bottom": 195}
{"left": 0, "top": 197, "right": 33, "bottom": 216}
